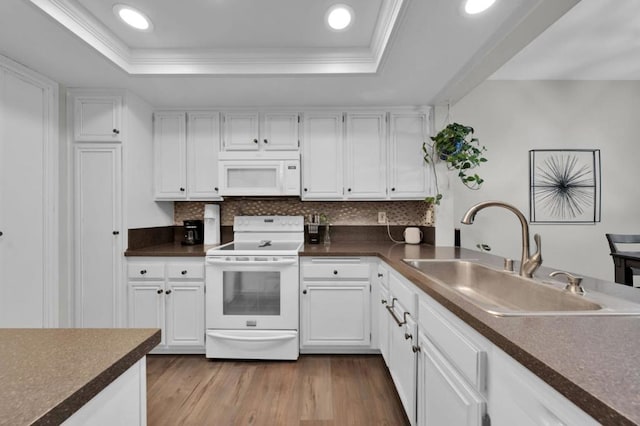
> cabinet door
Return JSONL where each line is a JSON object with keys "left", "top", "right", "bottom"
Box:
{"left": 378, "top": 286, "right": 390, "bottom": 365}
{"left": 301, "top": 112, "right": 343, "bottom": 199}
{"left": 417, "top": 332, "right": 485, "bottom": 426}
{"left": 187, "top": 112, "right": 221, "bottom": 199}
{"left": 301, "top": 281, "right": 371, "bottom": 347}
{"left": 74, "top": 96, "right": 122, "bottom": 141}
{"left": 261, "top": 112, "right": 299, "bottom": 150}
{"left": 128, "top": 282, "right": 165, "bottom": 346}
{"left": 389, "top": 113, "right": 431, "bottom": 199}
{"left": 154, "top": 112, "right": 187, "bottom": 200}
{"left": 389, "top": 304, "right": 417, "bottom": 425}
{"left": 0, "top": 67, "right": 56, "bottom": 327}
{"left": 74, "top": 144, "right": 122, "bottom": 327}
{"left": 344, "top": 112, "right": 387, "bottom": 199}
{"left": 222, "top": 112, "right": 259, "bottom": 150}
{"left": 165, "top": 281, "right": 205, "bottom": 347}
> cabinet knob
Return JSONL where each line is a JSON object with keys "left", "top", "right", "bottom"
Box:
{"left": 404, "top": 332, "right": 413, "bottom": 341}
{"left": 303, "top": 188, "right": 308, "bottom": 192}
{"left": 156, "top": 289, "right": 163, "bottom": 294}
{"left": 165, "top": 289, "right": 172, "bottom": 295}
{"left": 113, "top": 231, "right": 119, "bottom": 235}
{"left": 333, "top": 270, "right": 338, "bottom": 275}
{"left": 0, "top": 231, "right": 4, "bottom": 236}
{"left": 302, "top": 289, "right": 307, "bottom": 295}
{"left": 377, "top": 273, "right": 383, "bottom": 278}
{"left": 214, "top": 187, "right": 219, "bottom": 192}
{"left": 253, "top": 139, "right": 258, "bottom": 144}
{"left": 179, "top": 187, "right": 185, "bottom": 192}
{"left": 140, "top": 270, "right": 147, "bottom": 275}
{"left": 112, "top": 129, "right": 120, "bottom": 134}
{"left": 347, "top": 188, "right": 352, "bottom": 192}
{"left": 381, "top": 299, "right": 387, "bottom": 305}
{"left": 181, "top": 270, "right": 188, "bottom": 275}
{"left": 263, "top": 139, "right": 268, "bottom": 144}
{"left": 412, "top": 345, "right": 421, "bottom": 353}
{"left": 391, "top": 187, "right": 396, "bottom": 192}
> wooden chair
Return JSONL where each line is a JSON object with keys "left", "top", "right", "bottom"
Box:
{"left": 606, "top": 233, "right": 640, "bottom": 285}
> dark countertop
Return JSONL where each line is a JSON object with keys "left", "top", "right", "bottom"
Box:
{"left": 125, "top": 242, "right": 210, "bottom": 257}
{"left": 0, "top": 328, "right": 161, "bottom": 425}
{"left": 123, "top": 240, "right": 640, "bottom": 424}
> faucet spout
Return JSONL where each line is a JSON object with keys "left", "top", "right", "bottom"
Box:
{"left": 460, "top": 201, "right": 542, "bottom": 278}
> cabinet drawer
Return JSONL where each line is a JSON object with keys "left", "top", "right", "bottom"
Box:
{"left": 167, "top": 263, "right": 204, "bottom": 279}
{"left": 127, "top": 262, "right": 164, "bottom": 279}
{"left": 419, "top": 298, "right": 485, "bottom": 390}
{"left": 303, "top": 263, "right": 370, "bottom": 280}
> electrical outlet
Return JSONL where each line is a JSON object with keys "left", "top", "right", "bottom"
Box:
{"left": 378, "top": 211, "right": 387, "bottom": 224}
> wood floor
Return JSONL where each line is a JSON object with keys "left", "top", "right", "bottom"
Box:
{"left": 147, "top": 354, "right": 409, "bottom": 426}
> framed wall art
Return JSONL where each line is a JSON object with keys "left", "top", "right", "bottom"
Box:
{"left": 529, "top": 149, "right": 601, "bottom": 224}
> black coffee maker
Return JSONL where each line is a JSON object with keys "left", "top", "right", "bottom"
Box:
{"left": 182, "top": 220, "right": 204, "bottom": 245}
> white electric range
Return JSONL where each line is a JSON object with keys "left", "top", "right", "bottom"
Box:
{"left": 205, "top": 216, "right": 304, "bottom": 360}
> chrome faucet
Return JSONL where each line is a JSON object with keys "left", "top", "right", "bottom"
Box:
{"left": 461, "top": 201, "right": 542, "bottom": 278}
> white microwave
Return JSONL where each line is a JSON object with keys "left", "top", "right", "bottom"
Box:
{"left": 218, "top": 152, "right": 300, "bottom": 196}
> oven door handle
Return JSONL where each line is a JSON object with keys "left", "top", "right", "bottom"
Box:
{"left": 206, "top": 331, "right": 297, "bottom": 342}
{"left": 206, "top": 258, "right": 297, "bottom": 266}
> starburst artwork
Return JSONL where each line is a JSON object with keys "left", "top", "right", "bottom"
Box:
{"left": 529, "top": 149, "right": 601, "bottom": 223}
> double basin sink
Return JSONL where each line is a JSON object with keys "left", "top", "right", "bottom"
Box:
{"left": 403, "top": 259, "right": 640, "bottom": 317}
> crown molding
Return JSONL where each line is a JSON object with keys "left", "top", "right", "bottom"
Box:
{"left": 29, "top": 0, "right": 407, "bottom": 75}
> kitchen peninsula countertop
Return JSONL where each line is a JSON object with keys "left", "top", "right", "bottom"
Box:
{"left": 0, "top": 328, "right": 160, "bottom": 425}
{"left": 124, "top": 239, "right": 640, "bottom": 423}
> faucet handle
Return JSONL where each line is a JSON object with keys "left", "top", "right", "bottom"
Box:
{"left": 549, "top": 271, "right": 584, "bottom": 295}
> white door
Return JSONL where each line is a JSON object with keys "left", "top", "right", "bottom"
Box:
{"left": 261, "top": 112, "right": 299, "bottom": 150}
{"left": 154, "top": 112, "right": 186, "bottom": 199}
{"left": 378, "top": 286, "right": 390, "bottom": 364}
{"left": 301, "top": 112, "right": 343, "bottom": 199}
{"left": 128, "top": 282, "right": 165, "bottom": 346}
{"left": 222, "top": 112, "right": 260, "bottom": 150}
{"left": 301, "top": 281, "right": 371, "bottom": 347}
{"left": 417, "top": 332, "right": 485, "bottom": 426}
{"left": 344, "top": 112, "right": 387, "bottom": 198}
{"left": 389, "top": 113, "right": 431, "bottom": 199}
{"left": 74, "top": 96, "right": 122, "bottom": 141}
{"left": 389, "top": 305, "right": 417, "bottom": 425}
{"left": 74, "top": 144, "right": 122, "bottom": 327}
{"left": 0, "top": 65, "right": 57, "bottom": 327}
{"left": 187, "top": 112, "right": 221, "bottom": 199}
{"left": 166, "top": 282, "right": 204, "bottom": 346}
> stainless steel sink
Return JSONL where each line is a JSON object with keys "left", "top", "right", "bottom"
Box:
{"left": 403, "top": 259, "right": 640, "bottom": 316}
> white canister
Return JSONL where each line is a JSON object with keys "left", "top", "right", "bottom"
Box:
{"left": 403, "top": 227, "right": 423, "bottom": 245}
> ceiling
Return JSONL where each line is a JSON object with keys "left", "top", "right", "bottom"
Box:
{"left": 493, "top": 0, "right": 640, "bottom": 80}
{"left": 0, "top": 0, "right": 577, "bottom": 107}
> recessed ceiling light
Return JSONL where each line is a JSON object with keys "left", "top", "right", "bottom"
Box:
{"left": 113, "top": 4, "right": 153, "bottom": 31}
{"left": 464, "top": 0, "right": 497, "bottom": 15}
{"left": 326, "top": 4, "right": 354, "bottom": 31}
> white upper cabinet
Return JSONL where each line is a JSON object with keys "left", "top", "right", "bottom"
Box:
{"left": 154, "top": 112, "right": 187, "bottom": 199}
{"left": 301, "top": 112, "right": 343, "bottom": 199}
{"left": 153, "top": 111, "right": 222, "bottom": 201}
{"left": 389, "top": 112, "right": 431, "bottom": 199}
{"left": 74, "top": 96, "right": 123, "bottom": 141}
{"left": 187, "top": 112, "right": 221, "bottom": 199}
{"left": 222, "top": 111, "right": 299, "bottom": 151}
{"left": 344, "top": 112, "right": 387, "bottom": 199}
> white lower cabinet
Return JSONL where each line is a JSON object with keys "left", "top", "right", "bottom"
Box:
{"left": 377, "top": 265, "right": 390, "bottom": 365}
{"left": 127, "top": 258, "right": 204, "bottom": 353}
{"left": 387, "top": 272, "right": 418, "bottom": 425}
{"left": 300, "top": 258, "right": 372, "bottom": 352}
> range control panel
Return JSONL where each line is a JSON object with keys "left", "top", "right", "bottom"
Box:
{"left": 233, "top": 216, "right": 304, "bottom": 233}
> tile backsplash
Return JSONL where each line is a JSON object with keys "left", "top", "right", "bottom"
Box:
{"left": 174, "top": 199, "right": 434, "bottom": 226}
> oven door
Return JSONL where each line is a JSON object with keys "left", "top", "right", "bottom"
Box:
{"left": 205, "top": 256, "right": 299, "bottom": 330}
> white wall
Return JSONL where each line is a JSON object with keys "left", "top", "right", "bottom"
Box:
{"left": 450, "top": 81, "right": 640, "bottom": 281}
{"left": 124, "top": 92, "right": 173, "bottom": 228}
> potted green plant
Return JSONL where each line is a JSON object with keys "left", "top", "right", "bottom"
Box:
{"left": 422, "top": 122, "right": 487, "bottom": 205}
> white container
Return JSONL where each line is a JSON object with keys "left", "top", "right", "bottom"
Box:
{"left": 403, "top": 227, "right": 423, "bottom": 245}
{"left": 204, "top": 204, "right": 220, "bottom": 245}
